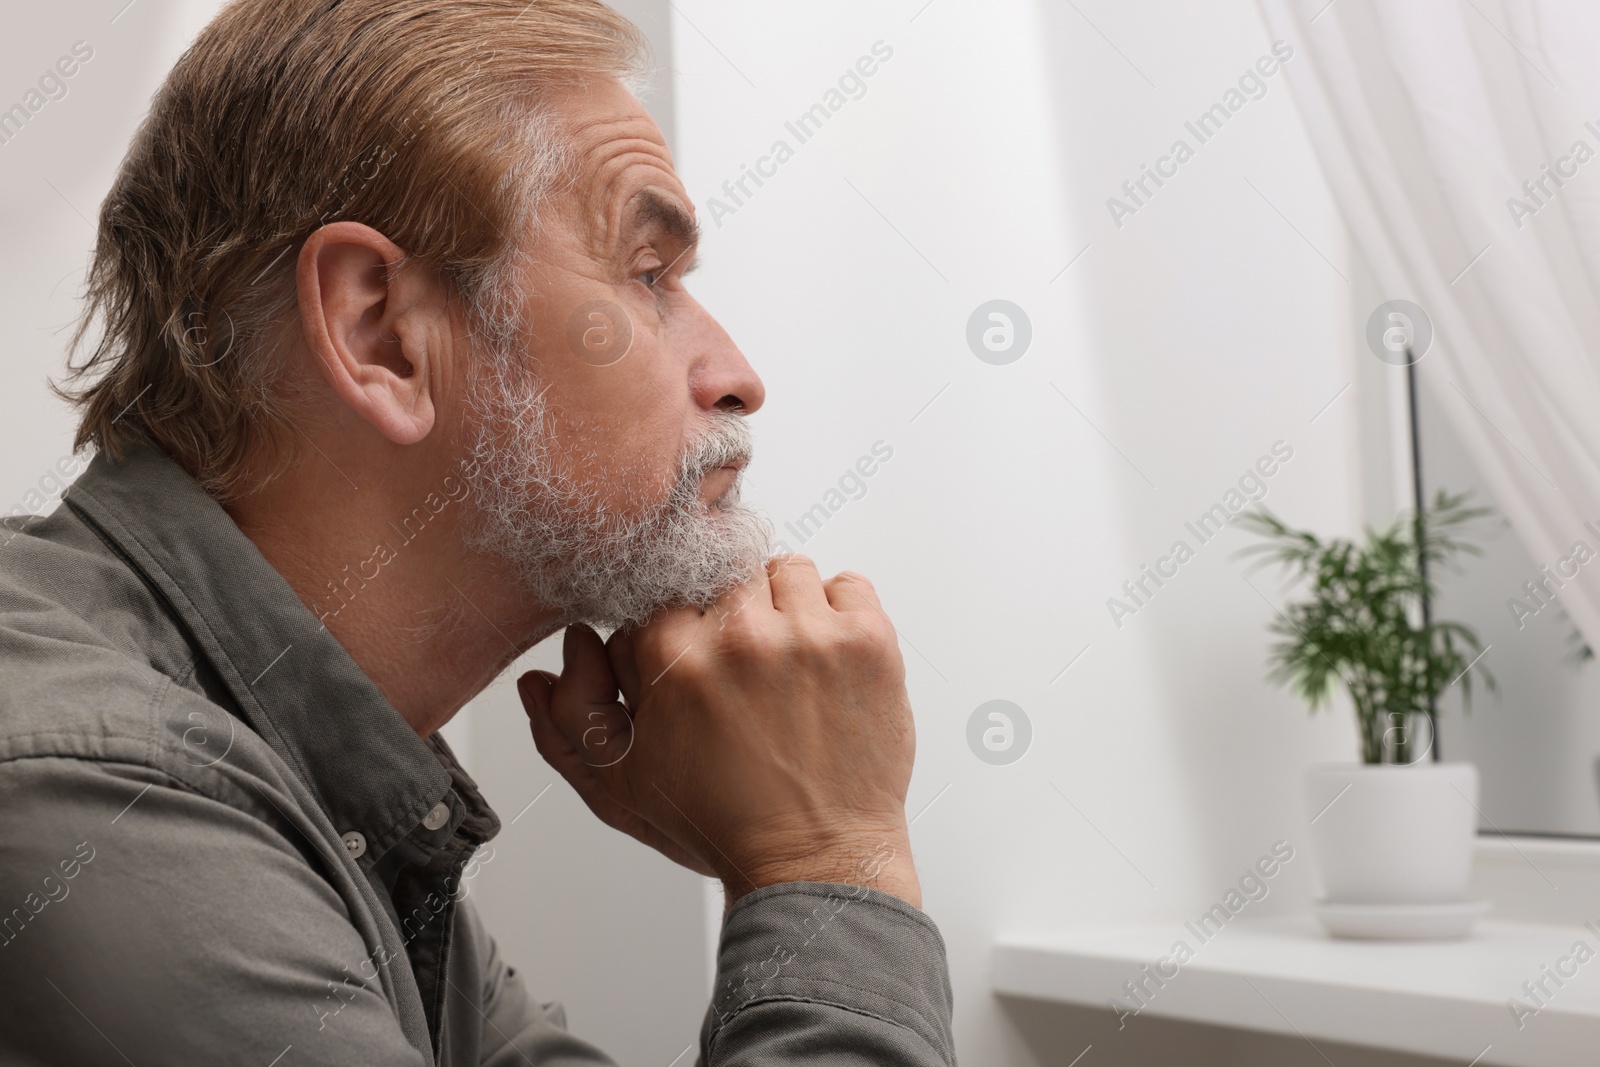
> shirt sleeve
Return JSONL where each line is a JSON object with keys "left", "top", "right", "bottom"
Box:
{"left": 699, "top": 883, "right": 956, "bottom": 1066}
{"left": 474, "top": 881, "right": 955, "bottom": 1067}
{"left": 0, "top": 756, "right": 429, "bottom": 1066}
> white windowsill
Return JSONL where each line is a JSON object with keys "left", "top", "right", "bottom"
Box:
{"left": 992, "top": 916, "right": 1596, "bottom": 1066}
{"left": 1477, "top": 833, "right": 1600, "bottom": 871}
{"left": 991, "top": 836, "right": 1600, "bottom": 1066}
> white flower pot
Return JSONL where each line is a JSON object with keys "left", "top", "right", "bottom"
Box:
{"left": 1304, "top": 762, "right": 1485, "bottom": 938}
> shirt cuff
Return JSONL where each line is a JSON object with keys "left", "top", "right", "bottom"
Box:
{"left": 705, "top": 881, "right": 955, "bottom": 1063}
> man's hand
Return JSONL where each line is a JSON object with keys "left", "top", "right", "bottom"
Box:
{"left": 518, "top": 555, "right": 921, "bottom": 908}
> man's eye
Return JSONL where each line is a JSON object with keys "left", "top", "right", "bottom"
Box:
{"left": 636, "top": 268, "right": 661, "bottom": 289}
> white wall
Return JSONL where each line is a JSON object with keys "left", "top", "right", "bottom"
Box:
{"left": 0, "top": 0, "right": 222, "bottom": 511}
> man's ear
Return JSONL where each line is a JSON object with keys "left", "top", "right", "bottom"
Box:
{"left": 297, "top": 221, "right": 447, "bottom": 445}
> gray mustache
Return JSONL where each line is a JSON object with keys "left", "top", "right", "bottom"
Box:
{"left": 681, "top": 415, "right": 753, "bottom": 480}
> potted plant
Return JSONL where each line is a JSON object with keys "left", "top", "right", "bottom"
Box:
{"left": 1237, "top": 491, "right": 1496, "bottom": 939}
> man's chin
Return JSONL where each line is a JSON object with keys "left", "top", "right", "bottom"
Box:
{"left": 505, "top": 504, "right": 771, "bottom": 628}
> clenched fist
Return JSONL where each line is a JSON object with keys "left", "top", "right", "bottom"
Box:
{"left": 518, "top": 555, "right": 921, "bottom": 908}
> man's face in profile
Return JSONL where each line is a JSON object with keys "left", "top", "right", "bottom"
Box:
{"left": 461, "top": 78, "right": 772, "bottom": 628}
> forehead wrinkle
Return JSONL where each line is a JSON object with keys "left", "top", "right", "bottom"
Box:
{"left": 570, "top": 122, "right": 681, "bottom": 253}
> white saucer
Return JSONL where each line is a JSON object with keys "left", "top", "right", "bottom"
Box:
{"left": 1313, "top": 899, "right": 1490, "bottom": 940}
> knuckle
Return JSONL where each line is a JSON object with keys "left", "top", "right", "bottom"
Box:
{"left": 796, "top": 623, "right": 843, "bottom": 660}
{"left": 814, "top": 614, "right": 892, "bottom": 661}
{"left": 634, "top": 633, "right": 698, "bottom": 685}
{"left": 847, "top": 615, "right": 895, "bottom": 653}
{"left": 723, "top": 619, "right": 776, "bottom": 659}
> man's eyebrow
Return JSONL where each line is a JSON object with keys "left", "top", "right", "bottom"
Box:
{"left": 626, "top": 190, "right": 700, "bottom": 247}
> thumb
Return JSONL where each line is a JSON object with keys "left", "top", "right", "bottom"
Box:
{"left": 607, "top": 627, "right": 645, "bottom": 707}
{"left": 516, "top": 669, "right": 558, "bottom": 723}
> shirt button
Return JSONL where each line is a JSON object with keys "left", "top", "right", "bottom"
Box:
{"left": 422, "top": 802, "right": 450, "bottom": 831}
{"left": 341, "top": 831, "right": 367, "bottom": 859}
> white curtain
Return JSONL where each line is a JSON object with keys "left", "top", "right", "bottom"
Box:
{"left": 1256, "top": 0, "right": 1600, "bottom": 646}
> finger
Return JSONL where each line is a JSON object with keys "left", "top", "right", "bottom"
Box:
{"left": 522, "top": 670, "right": 580, "bottom": 766}
{"left": 521, "top": 669, "right": 593, "bottom": 765}
{"left": 823, "top": 570, "right": 883, "bottom": 613}
{"left": 766, "top": 554, "right": 830, "bottom": 613}
{"left": 525, "top": 690, "right": 648, "bottom": 838}
{"left": 524, "top": 669, "right": 629, "bottom": 797}
{"left": 521, "top": 691, "right": 714, "bottom": 877}
{"left": 522, "top": 670, "right": 600, "bottom": 788}
{"left": 549, "top": 625, "right": 633, "bottom": 768}
{"left": 607, "top": 628, "right": 645, "bottom": 706}
{"left": 517, "top": 669, "right": 559, "bottom": 722}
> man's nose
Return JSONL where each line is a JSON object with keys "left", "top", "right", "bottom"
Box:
{"left": 686, "top": 298, "right": 765, "bottom": 415}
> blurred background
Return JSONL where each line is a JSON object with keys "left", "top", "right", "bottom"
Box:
{"left": 6, "top": 1, "right": 1600, "bottom": 1065}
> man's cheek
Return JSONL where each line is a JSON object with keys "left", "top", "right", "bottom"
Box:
{"left": 537, "top": 357, "right": 686, "bottom": 499}
{"left": 585, "top": 432, "right": 681, "bottom": 510}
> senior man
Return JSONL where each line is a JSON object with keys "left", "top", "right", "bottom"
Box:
{"left": 0, "top": 1, "right": 954, "bottom": 1064}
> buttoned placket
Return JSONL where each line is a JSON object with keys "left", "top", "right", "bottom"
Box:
{"left": 393, "top": 801, "right": 483, "bottom": 1056}
{"left": 351, "top": 742, "right": 497, "bottom": 1058}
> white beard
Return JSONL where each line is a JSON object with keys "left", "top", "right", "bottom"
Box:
{"left": 463, "top": 360, "right": 772, "bottom": 628}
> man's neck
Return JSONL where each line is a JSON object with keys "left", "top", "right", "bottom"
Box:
{"left": 225, "top": 461, "right": 563, "bottom": 736}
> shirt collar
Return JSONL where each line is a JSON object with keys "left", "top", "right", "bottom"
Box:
{"left": 66, "top": 443, "right": 497, "bottom": 864}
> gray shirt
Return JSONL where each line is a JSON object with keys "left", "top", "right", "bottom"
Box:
{"left": 0, "top": 445, "right": 955, "bottom": 1066}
